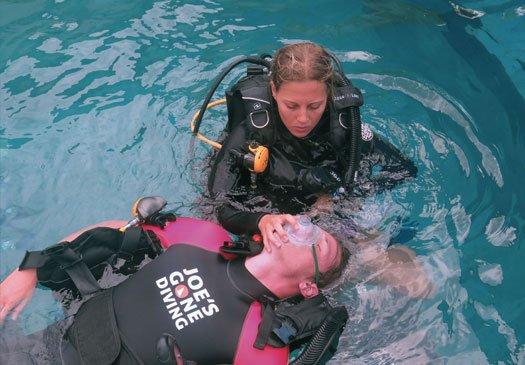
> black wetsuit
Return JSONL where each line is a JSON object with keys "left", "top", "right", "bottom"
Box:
{"left": 207, "top": 110, "right": 417, "bottom": 234}
{"left": 1, "top": 245, "right": 276, "bottom": 365}
{"left": 107, "top": 244, "right": 275, "bottom": 364}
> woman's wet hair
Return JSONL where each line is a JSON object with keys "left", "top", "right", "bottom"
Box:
{"left": 270, "top": 42, "right": 334, "bottom": 94}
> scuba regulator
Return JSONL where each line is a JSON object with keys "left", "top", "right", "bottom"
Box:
{"left": 230, "top": 141, "right": 269, "bottom": 188}
{"left": 230, "top": 141, "right": 269, "bottom": 173}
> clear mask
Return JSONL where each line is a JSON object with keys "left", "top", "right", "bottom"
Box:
{"left": 284, "top": 215, "right": 321, "bottom": 247}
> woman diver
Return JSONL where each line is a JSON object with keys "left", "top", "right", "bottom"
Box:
{"left": 204, "top": 42, "right": 417, "bottom": 248}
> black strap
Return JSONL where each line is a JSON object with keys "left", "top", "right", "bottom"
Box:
{"left": 68, "top": 290, "right": 121, "bottom": 365}
{"left": 20, "top": 242, "right": 101, "bottom": 296}
{"left": 43, "top": 244, "right": 101, "bottom": 296}
{"left": 19, "top": 249, "right": 52, "bottom": 270}
{"left": 253, "top": 300, "right": 276, "bottom": 350}
{"left": 145, "top": 212, "right": 177, "bottom": 229}
{"left": 118, "top": 226, "right": 143, "bottom": 260}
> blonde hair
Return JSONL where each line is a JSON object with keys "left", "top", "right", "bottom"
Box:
{"left": 270, "top": 42, "right": 334, "bottom": 94}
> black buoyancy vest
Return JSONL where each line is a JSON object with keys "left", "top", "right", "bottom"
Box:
{"left": 62, "top": 241, "right": 347, "bottom": 365}
{"left": 224, "top": 73, "right": 370, "bottom": 191}
{"left": 225, "top": 73, "right": 364, "bottom": 154}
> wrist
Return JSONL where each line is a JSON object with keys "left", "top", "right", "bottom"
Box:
{"left": 256, "top": 214, "right": 269, "bottom": 232}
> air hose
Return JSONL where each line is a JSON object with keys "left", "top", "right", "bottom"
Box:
{"left": 290, "top": 306, "right": 349, "bottom": 365}
{"left": 344, "top": 104, "right": 362, "bottom": 192}
{"left": 328, "top": 52, "right": 363, "bottom": 193}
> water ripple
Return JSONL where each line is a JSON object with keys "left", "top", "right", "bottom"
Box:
{"left": 354, "top": 73, "right": 503, "bottom": 187}
{"left": 484, "top": 215, "right": 517, "bottom": 247}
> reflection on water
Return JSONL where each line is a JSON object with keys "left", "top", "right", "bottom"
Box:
{"left": 355, "top": 72, "right": 503, "bottom": 187}
{"left": 1, "top": 0, "right": 524, "bottom": 364}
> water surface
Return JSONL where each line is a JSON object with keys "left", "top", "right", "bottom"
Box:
{"left": 1, "top": 1, "right": 524, "bottom": 363}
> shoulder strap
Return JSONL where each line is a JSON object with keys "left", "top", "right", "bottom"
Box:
{"left": 220, "top": 235, "right": 263, "bottom": 257}
{"left": 226, "top": 74, "right": 275, "bottom": 145}
{"left": 117, "top": 226, "right": 144, "bottom": 260}
{"left": 67, "top": 289, "right": 122, "bottom": 365}
{"left": 253, "top": 296, "right": 278, "bottom": 349}
{"left": 254, "top": 294, "right": 347, "bottom": 347}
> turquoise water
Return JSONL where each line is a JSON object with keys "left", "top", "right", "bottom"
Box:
{"left": 1, "top": 0, "right": 524, "bottom": 363}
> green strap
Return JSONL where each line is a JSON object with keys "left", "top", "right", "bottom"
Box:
{"left": 312, "top": 244, "right": 319, "bottom": 286}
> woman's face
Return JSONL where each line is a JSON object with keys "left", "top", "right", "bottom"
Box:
{"left": 271, "top": 80, "right": 328, "bottom": 138}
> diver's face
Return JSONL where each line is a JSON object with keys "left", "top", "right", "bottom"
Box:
{"left": 271, "top": 80, "right": 328, "bottom": 138}
{"left": 280, "top": 229, "right": 341, "bottom": 278}
{"left": 311, "top": 230, "right": 341, "bottom": 275}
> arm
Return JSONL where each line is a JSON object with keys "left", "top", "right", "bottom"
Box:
{"left": 357, "top": 135, "right": 418, "bottom": 194}
{"left": 218, "top": 203, "right": 299, "bottom": 253}
{"left": 352, "top": 242, "right": 434, "bottom": 299}
{"left": 0, "top": 220, "right": 127, "bottom": 324}
{"left": 0, "top": 268, "right": 37, "bottom": 324}
{"left": 209, "top": 124, "right": 326, "bottom": 249}
{"left": 208, "top": 124, "right": 293, "bottom": 249}
{"left": 207, "top": 123, "right": 261, "bottom": 234}
{"left": 218, "top": 204, "right": 265, "bottom": 234}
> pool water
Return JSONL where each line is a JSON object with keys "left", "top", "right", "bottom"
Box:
{"left": 1, "top": 1, "right": 524, "bottom": 364}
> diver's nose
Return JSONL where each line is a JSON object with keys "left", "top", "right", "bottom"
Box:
{"left": 297, "top": 107, "right": 309, "bottom": 123}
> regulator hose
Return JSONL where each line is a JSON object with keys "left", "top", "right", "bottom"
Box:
{"left": 344, "top": 105, "right": 362, "bottom": 191}
{"left": 192, "top": 56, "right": 271, "bottom": 136}
{"left": 329, "top": 52, "right": 363, "bottom": 193}
{"left": 290, "top": 306, "right": 349, "bottom": 365}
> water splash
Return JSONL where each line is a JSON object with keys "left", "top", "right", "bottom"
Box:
{"left": 450, "top": 2, "right": 485, "bottom": 19}
{"left": 485, "top": 216, "right": 517, "bottom": 247}
{"left": 473, "top": 302, "right": 518, "bottom": 359}
{"left": 0, "top": 240, "right": 15, "bottom": 250}
{"left": 476, "top": 260, "right": 503, "bottom": 286}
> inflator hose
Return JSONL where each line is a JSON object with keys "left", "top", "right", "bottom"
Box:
{"left": 290, "top": 306, "right": 349, "bottom": 365}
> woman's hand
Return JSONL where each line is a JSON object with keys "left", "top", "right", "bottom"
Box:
{"left": 257, "top": 214, "right": 299, "bottom": 252}
{"left": 0, "top": 268, "right": 38, "bottom": 325}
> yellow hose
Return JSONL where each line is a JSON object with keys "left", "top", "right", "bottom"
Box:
{"left": 190, "top": 98, "right": 227, "bottom": 150}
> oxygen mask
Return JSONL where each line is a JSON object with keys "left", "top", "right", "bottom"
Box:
{"left": 284, "top": 215, "right": 322, "bottom": 247}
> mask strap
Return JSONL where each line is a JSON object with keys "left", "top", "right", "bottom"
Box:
{"left": 312, "top": 244, "right": 319, "bottom": 286}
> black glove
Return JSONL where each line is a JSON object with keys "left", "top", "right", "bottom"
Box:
{"left": 298, "top": 167, "right": 343, "bottom": 193}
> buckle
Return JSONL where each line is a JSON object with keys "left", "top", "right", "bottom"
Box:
{"left": 250, "top": 110, "right": 269, "bottom": 129}
{"left": 273, "top": 319, "right": 297, "bottom": 344}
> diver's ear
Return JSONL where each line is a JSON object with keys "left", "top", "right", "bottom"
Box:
{"left": 270, "top": 81, "right": 277, "bottom": 99}
{"left": 299, "top": 281, "right": 319, "bottom": 298}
